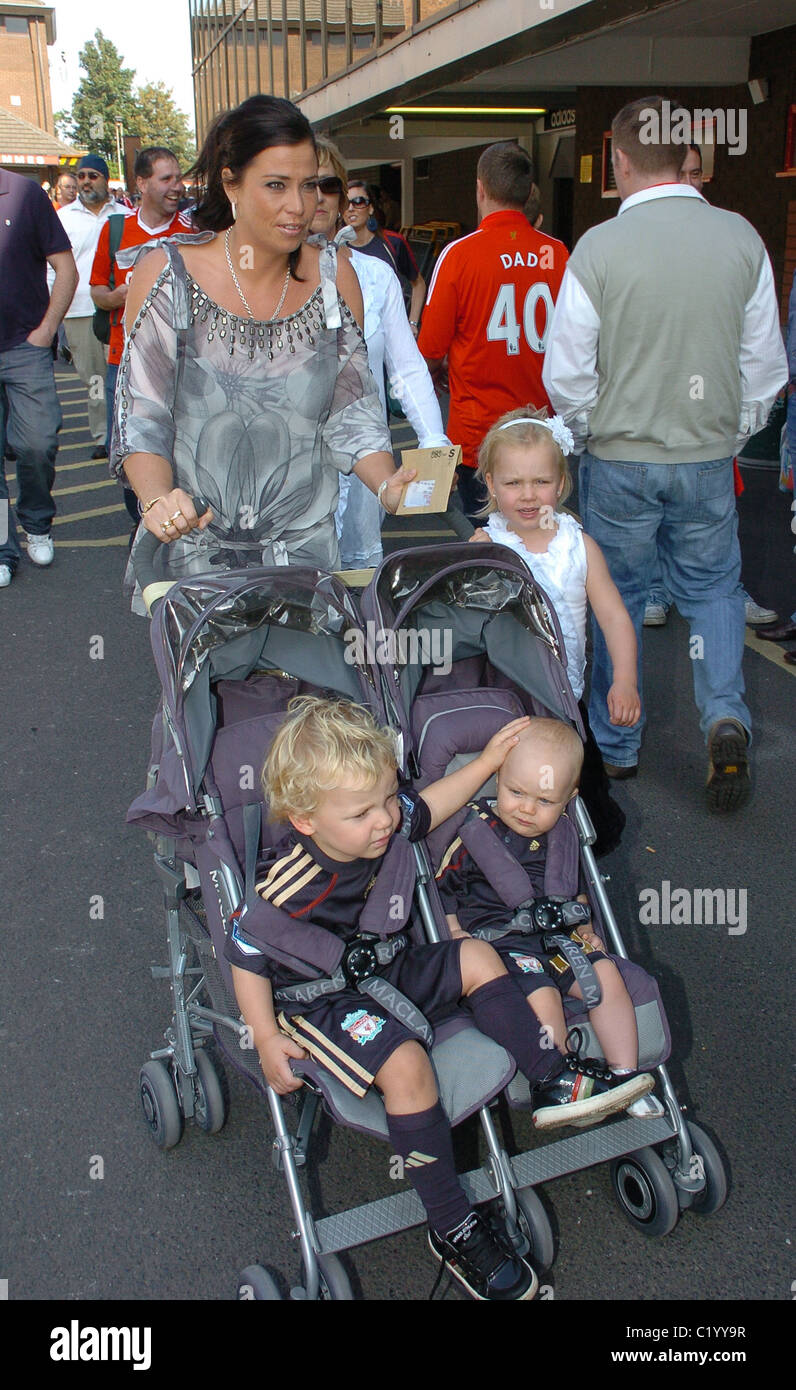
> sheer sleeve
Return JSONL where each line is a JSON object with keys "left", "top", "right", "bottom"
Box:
{"left": 110, "top": 255, "right": 179, "bottom": 484}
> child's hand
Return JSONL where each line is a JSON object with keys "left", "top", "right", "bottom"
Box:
{"left": 258, "top": 1032, "right": 307, "bottom": 1095}
{"left": 468, "top": 528, "right": 490, "bottom": 543}
{"left": 479, "top": 717, "right": 531, "bottom": 773}
{"left": 607, "top": 681, "right": 641, "bottom": 727}
{"left": 578, "top": 928, "right": 606, "bottom": 951}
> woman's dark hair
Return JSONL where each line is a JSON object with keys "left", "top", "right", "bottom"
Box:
{"left": 188, "top": 95, "right": 316, "bottom": 278}
{"left": 347, "top": 179, "right": 387, "bottom": 238}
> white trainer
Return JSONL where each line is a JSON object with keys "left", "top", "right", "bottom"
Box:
{"left": 643, "top": 601, "right": 669, "bottom": 627}
{"left": 0, "top": 563, "right": 12, "bottom": 587}
{"left": 26, "top": 532, "right": 54, "bottom": 566}
{"left": 744, "top": 597, "right": 778, "bottom": 626}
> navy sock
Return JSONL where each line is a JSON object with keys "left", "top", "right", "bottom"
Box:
{"left": 467, "top": 976, "right": 559, "bottom": 1084}
{"left": 386, "top": 1102, "right": 471, "bottom": 1236}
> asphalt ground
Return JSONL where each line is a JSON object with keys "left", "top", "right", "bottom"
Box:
{"left": 1, "top": 366, "right": 793, "bottom": 1321}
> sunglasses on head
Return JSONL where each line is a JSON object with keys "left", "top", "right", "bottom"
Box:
{"left": 317, "top": 176, "right": 343, "bottom": 195}
{"left": 348, "top": 195, "right": 369, "bottom": 207}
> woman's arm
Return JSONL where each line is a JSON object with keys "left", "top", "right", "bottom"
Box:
{"left": 408, "top": 273, "right": 426, "bottom": 332}
{"left": 380, "top": 269, "right": 448, "bottom": 446}
{"left": 583, "top": 534, "right": 640, "bottom": 726}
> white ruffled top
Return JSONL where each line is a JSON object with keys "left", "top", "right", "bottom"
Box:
{"left": 485, "top": 510, "right": 588, "bottom": 701}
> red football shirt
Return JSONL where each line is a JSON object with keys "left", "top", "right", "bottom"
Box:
{"left": 90, "top": 208, "right": 193, "bottom": 364}
{"left": 418, "top": 210, "right": 569, "bottom": 469}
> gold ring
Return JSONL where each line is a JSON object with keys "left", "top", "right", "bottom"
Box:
{"left": 169, "top": 510, "right": 183, "bottom": 522}
{"left": 161, "top": 520, "right": 173, "bottom": 532}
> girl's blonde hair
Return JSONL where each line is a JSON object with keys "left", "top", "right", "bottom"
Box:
{"left": 263, "top": 696, "right": 397, "bottom": 822}
{"left": 475, "top": 406, "right": 572, "bottom": 516}
{"left": 314, "top": 134, "right": 349, "bottom": 219}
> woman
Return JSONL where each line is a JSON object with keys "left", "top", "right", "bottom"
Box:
{"left": 111, "top": 96, "right": 413, "bottom": 606}
{"left": 344, "top": 180, "right": 426, "bottom": 333}
{"left": 312, "top": 137, "right": 448, "bottom": 569}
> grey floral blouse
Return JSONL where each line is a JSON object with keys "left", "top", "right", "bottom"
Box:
{"left": 112, "top": 233, "right": 391, "bottom": 609}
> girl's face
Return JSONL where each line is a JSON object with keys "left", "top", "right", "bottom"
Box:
{"left": 225, "top": 142, "right": 319, "bottom": 255}
{"left": 345, "top": 187, "right": 372, "bottom": 232}
{"left": 485, "top": 441, "right": 564, "bottom": 540}
{"left": 310, "top": 159, "right": 343, "bottom": 239}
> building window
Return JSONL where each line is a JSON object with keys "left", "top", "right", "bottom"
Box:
{"left": 4, "top": 15, "right": 29, "bottom": 33}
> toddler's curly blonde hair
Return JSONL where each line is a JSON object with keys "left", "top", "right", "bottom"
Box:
{"left": 263, "top": 696, "right": 398, "bottom": 822}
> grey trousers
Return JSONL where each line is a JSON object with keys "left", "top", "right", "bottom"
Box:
{"left": 64, "top": 317, "right": 107, "bottom": 442}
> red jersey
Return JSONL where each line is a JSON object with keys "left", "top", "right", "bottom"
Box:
{"left": 90, "top": 208, "right": 193, "bottom": 364}
{"left": 418, "top": 210, "right": 569, "bottom": 469}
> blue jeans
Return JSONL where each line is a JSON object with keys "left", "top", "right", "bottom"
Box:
{"left": 0, "top": 342, "right": 61, "bottom": 569}
{"left": 582, "top": 452, "right": 750, "bottom": 766}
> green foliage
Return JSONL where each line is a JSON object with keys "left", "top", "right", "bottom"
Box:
{"left": 60, "top": 30, "right": 137, "bottom": 163}
{"left": 59, "top": 29, "right": 196, "bottom": 179}
{"left": 133, "top": 83, "right": 196, "bottom": 172}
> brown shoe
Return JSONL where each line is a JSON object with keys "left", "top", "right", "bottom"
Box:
{"left": 706, "top": 718, "right": 750, "bottom": 813}
{"left": 784, "top": 650, "right": 796, "bottom": 666}
{"left": 603, "top": 761, "right": 638, "bottom": 779}
{"left": 756, "top": 621, "right": 796, "bottom": 642}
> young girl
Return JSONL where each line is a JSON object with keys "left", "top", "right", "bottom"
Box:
{"left": 472, "top": 406, "right": 641, "bottom": 854}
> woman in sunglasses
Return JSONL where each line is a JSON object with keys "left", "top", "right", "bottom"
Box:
{"left": 310, "top": 138, "right": 448, "bottom": 570}
{"left": 345, "top": 180, "right": 426, "bottom": 334}
{"left": 111, "top": 96, "right": 415, "bottom": 609}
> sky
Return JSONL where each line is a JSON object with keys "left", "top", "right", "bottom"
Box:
{"left": 48, "top": 0, "right": 196, "bottom": 134}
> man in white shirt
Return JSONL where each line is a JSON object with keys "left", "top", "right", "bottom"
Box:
{"left": 56, "top": 154, "right": 120, "bottom": 456}
{"left": 543, "top": 96, "right": 787, "bottom": 813}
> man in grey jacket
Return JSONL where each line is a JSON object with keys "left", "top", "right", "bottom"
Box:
{"left": 543, "top": 95, "right": 787, "bottom": 812}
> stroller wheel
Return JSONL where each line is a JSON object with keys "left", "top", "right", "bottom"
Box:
{"left": 512, "top": 1187, "right": 555, "bottom": 1274}
{"left": 610, "top": 1147, "right": 680, "bottom": 1237}
{"left": 685, "top": 1121, "right": 729, "bottom": 1217}
{"left": 238, "top": 1265, "right": 284, "bottom": 1300}
{"left": 301, "top": 1253, "right": 354, "bottom": 1301}
{"left": 192, "top": 1050, "right": 228, "bottom": 1135}
{"left": 139, "top": 1060, "right": 184, "bottom": 1150}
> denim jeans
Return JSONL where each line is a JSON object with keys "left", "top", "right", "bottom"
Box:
{"left": 581, "top": 452, "right": 750, "bottom": 765}
{"left": 0, "top": 342, "right": 61, "bottom": 569}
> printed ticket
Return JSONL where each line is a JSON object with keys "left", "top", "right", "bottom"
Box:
{"left": 396, "top": 445, "right": 461, "bottom": 515}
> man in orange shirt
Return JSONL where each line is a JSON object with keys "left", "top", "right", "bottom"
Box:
{"left": 90, "top": 146, "right": 192, "bottom": 523}
{"left": 419, "top": 143, "right": 568, "bottom": 519}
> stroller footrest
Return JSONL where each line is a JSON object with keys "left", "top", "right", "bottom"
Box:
{"left": 509, "top": 1115, "right": 676, "bottom": 1188}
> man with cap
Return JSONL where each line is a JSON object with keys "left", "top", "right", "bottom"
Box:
{"left": 52, "top": 154, "right": 123, "bottom": 457}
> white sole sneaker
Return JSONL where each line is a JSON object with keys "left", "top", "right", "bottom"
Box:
{"left": 533, "top": 1071, "right": 655, "bottom": 1131}
{"left": 26, "top": 533, "right": 54, "bottom": 566}
{"left": 744, "top": 599, "right": 778, "bottom": 626}
{"left": 0, "top": 563, "right": 12, "bottom": 588}
{"left": 643, "top": 603, "right": 669, "bottom": 627}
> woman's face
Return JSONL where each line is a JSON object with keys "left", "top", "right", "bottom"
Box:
{"left": 345, "top": 186, "right": 372, "bottom": 232}
{"left": 311, "top": 160, "right": 344, "bottom": 239}
{"left": 226, "top": 141, "right": 319, "bottom": 255}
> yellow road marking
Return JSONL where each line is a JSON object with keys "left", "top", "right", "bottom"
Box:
{"left": 53, "top": 535, "right": 130, "bottom": 547}
{"left": 10, "top": 476, "right": 117, "bottom": 505}
{"left": 52, "top": 503, "right": 126, "bottom": 524}
{"left": 745, "top": 628, "right": 796, "bottom": 677}
{"left": 53, "top": 457, "right": 108, "bottom": 473}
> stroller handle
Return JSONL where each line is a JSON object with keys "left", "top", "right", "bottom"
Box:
{"left": 441, "top": 506, "right": 475, "bottom": 541}
{"left": 133, "top": 495, "right": 211, "bottom": 610}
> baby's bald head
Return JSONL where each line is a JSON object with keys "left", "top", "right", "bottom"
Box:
{"left": 500, "top": 718, "right": 583, "bottom": 807}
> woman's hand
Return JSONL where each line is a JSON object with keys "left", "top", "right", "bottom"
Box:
{"left": 468, "top": 527, "right": 490, "bottom": 543}
{"left": 258, "top": 1032, "right": 307, "bottom": 1095}
{"left": 140, "top": 489, "right": 214, "bottom": 544}
{"left": 379, "top": 464, "right": 417, "bottom": 515}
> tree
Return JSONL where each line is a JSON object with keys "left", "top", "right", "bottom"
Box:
{"left": 58, "top": 30, "right": 138, "bottom": 167}
{"left": 132, "top": 83, "right": 196, "bottom": 172}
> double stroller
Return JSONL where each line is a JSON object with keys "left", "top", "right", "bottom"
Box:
{"left": 130, "top": 535, "right": 728, "bottom": 1299}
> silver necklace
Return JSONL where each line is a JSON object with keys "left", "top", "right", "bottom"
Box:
{"left": 224, "top": 227, "right": 291, "bottom": 322}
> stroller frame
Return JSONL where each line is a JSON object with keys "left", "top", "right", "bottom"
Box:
{"left": 135, "top": 551, "right": 726, "bottom": 1300}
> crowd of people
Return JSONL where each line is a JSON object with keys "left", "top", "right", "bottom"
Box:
{"left": 0, "top": 91, "right": 792, "bottom": 1299}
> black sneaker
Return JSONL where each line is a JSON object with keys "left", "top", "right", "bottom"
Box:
{"left": 532, "top": 1029, "right": 654, "bottom": 1131}
{"left": 428, "top": 1210, "right": 537, "bottom": 1301}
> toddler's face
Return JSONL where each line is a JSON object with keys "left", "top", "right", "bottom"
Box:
{"left": 495, "top": 740, "right": 578, "bottom": 838}
{"left": 291, "top": 763, "right": 401, "bottom": 861}
{"left": 486, "top": 442, "right": 563, "bottom": 540}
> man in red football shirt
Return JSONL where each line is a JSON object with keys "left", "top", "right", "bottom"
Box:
{"left": 418, "top": 142, "right": 568, "bottom": 518}
{"left": 90, "top": 146, "right": 192, "bottom": 523}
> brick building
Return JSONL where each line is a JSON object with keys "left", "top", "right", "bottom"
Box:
{"left": 0, "top": 0, "right": 55, "bottom": 135}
